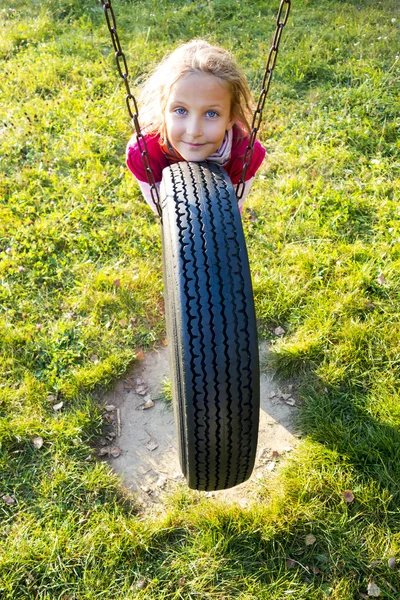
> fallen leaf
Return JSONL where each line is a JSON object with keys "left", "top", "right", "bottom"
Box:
{"left": 178, "top": 577, "right": 186, "bottom": 586}
{"left": 33, "top": 436, "right": 44, "bottom": 449}
{"left": 110, "top": 446, "right": 121, "bottom": 458}
{"left": 305, "top": 534, "right": 317, "bottom": 546}
{"left": 90, "top": 354, "right": 99, "bottom": 364}
{"left": 388, "top": 557, "right": 396, "bottom": 570}
{"left": 136, "top": 349, "right": 144, "bottom": 360}
{"left": 131, "top": 317, "right": 138, "bottom": 325}
{"left": 145, "top": 441, "right": 158, "bottom": 452}
{"left": 367, "top": 581, "right": 381, "bottom": 597}
{"left": 342, "top": 490, "right": 355, "bottom": 503}
{"left": 285, "top": 397, "right": 296, "bottom": 406}
{"left": 113, "top": 279, "right": 121, "bottom": 287}
{"left": 142, "top": 398, "right": 155, "bottom": 410}
{"left": 274, "top": 326, "right": 285, "bottom": 336}
{"left": 135, "top": 385, "right": 148, "bottom": 396}
{"left": 2, "top": 495, "right": 16, "bottom": 505}
{"left": 376, "top": 274, "right": 386, "bottom": 285}
{"left": 98, "top": 447, "right": 110, "bottom": 457}
{"left": 135, "top": 579, "right": 147, "bottom": 589}
{"left": 311, "top": 566, "right": 322, "bottom": 575}
{"left": 52, "top": 401, "right": 63, "bottom": 412}
{"left": 119, "top": 319, "right": 126, "bottom": 328}
{"left": 162, "top": 338, "right": 168, "bottom": 346}
{"left": 104, "top": 404, "right": 116, "bottom": 412}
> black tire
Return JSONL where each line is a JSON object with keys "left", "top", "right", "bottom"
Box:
{"left": 160, "top": 161, "right": 260, "bottom": 491}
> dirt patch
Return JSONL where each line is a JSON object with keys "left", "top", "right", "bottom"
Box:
{"left": 100, "top": 342, "right": 300, "bottom": 510}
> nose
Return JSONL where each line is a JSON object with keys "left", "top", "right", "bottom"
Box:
{"left": 186, "top": 116, "right": 202, "bottom": 138}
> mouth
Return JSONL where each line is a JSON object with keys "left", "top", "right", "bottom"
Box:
{"left": 184, "top": 142, "right": 206, "bottom": 149}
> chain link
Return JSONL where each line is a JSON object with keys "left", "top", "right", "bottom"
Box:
{"left": 236, "top": 0, "right": 291, "bottom": 200}
{"left": 99, "top": 0, "right": 162, "bottom": 218}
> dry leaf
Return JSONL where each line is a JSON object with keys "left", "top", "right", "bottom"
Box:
{"left": 367, "top": 581, "right": 381, "bottom": 597}
{"left": 376, "top": 274, "right": 386, "bottom": 285}
{"left": 104, "top": 404, "right": 116, "bottom": 412}
{"left": 110, "top": 446, "right": 121, "bottom": 458}
{"left": 142, "top": 398, "right": 155, "bottom": 410}
{"left": 2, "top": 495, "right": 16, "bottom": 505}
{"left": 119, "top": 319, "right": 126, "bottom": 328}
{"left": 52, "top": 401, "right": 63, "bottom": 412}
{"left": 135, "top": 385, "right": 148, "bottom": 396}
{"left": 311, "top": 566, "right": 322, "bottom": 575}
{"left": 305, "top": 534, "right": 316, "bottom": 546}
{"left": 162, "top": 338, "right": 168, "bottom": 346}
{"left": 33, "top": 436, "right": 44, "bottom": 449}
{"left": 113, "top": 279, "right": 121, "bottom": 287}
{"left": 135, "top": 579, "right": 146, "bottom": 590}
{"left": 388, "top": 557, "right": 396, "bottom": 570}
{"left": 136, "top": 349, "right": 145, "bottom": 360}
{"left": 285, "top": 397, "right": 296, "bottom": 406}
{"left": 145, "top": 441, "right": 158, "bottom": 452}
{"left": 178, "top": 578, "right": 186, "bottom": 586}
{"left": 98, "top": 447, "right": 110, "bottom": 457}
{"left": 342, "top": 490, "right": 355, "bottom": 503}
{"left": 90, "top": 354, "right": 99, "bottom": 364}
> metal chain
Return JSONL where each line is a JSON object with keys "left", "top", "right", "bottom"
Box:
{"left": 99, "top": 0, "right": 162, "bottom": 218}
{"left": 100, "top": 0, "right": 290, "bottom": 210}
{"left": 236, "top": 0, "right": 291, "bottom": 200}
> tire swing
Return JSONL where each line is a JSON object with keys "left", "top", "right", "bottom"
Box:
{"left": 100, "top": 0, "right": 291, "bottom": 491}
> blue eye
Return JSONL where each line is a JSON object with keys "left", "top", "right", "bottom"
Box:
{"left": 206, "top": 110, "right": 218, "bottom": 118}
{"left": 175, "top": 107, "right": 187, "bottom": 115}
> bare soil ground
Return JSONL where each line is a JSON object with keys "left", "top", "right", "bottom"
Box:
{"left": 100, "top": 342, "right": 300, "bottom": 511}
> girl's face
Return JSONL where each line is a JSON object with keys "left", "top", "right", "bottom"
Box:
{"left": 165, "top": 72, "right": 234, "bottom": 161}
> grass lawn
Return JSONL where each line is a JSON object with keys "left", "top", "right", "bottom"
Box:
{"left": 1, "top": 0, "right": 399, "bottom": 597}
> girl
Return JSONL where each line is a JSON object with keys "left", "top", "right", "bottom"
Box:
{"left": 126, "top": 39, "right": 265, "bottom": 214}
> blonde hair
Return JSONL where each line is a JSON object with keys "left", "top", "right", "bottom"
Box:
{"left": 137, "top": 39, "right": 254, "bottom": 140}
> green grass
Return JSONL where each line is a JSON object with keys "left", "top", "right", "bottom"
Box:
{"left": 1, "top": 0, "right": 399, "bottom": 597}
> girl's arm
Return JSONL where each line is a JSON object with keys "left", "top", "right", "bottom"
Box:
{"left": 137, "top": 180, "right": 161, "bottom": 214}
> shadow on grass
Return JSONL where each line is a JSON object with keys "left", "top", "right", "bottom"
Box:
{"left": 299, "top": 381, "right": 400, "bottom": 504}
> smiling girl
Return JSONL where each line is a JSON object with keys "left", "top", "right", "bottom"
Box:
{"left": 126, "top": 39, "right": 265, "bottom": 214}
